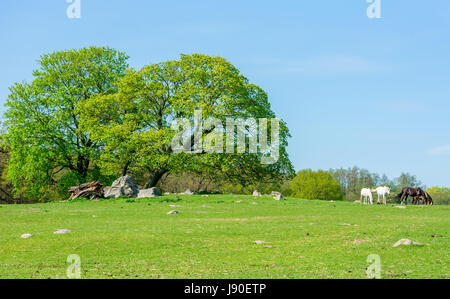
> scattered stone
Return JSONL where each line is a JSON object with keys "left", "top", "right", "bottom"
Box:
{"left": 393, "top": 239, "right": 422, "bottom": 247}
{"left": 254, "top": 240, "right": 271, "bottom": 245}
{"left": 167, "top": 210, "right": 179, "bottom": 215}
{"left": 201, "top": 195, "right": 209, "bottom": 197}
{"left": 253, "top": 190, "right": 262, "bottom": 197}
{"left": 137, "top": 187, "right": 161, "bottom": 198}
{"left": 265, "top": 245, "right": 274, "bottom": 248}
{"left": 202, "top": 205, "right": 212, "bottom": 208}
{"left": 104, "top": 176, "right": 139, "bottom": 199}
{"left": 234, "top": 201, "right": 242, "bottom": 203}
{"left": 252, "top": 202, "right": 258, "bottom": 205}
{"left": 21, "top": 234, "right": 33, "bottom": 239}
{"left": 170, "top": 205, "right": 182, "bottom": 208}
{"left": 395, "top": 206, "right": 407, "bottom": 209}
{"left": 164, "top": 192, "right": 171, "bottom": 195}
{"left": 354, "top": 200, "right": 362, "bottom": 204}
{"left": 54, "top": 229, "right": 72, "bottom": 235}
{"left": 341, "top": 223, "right": 358, "bottom": 227}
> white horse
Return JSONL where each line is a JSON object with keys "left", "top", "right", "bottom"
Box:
{"left": 361, "top": 188, "right": 374, "bottom": 205}
{"left": 375, "top": 186, "right": 390, "bottom": 205}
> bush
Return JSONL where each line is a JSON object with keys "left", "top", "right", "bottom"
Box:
{"left": 290, "top": 169, "right": 342, "bottom": 201}
{"left": 427, "top": 186, "right": 450, "bottom": 205}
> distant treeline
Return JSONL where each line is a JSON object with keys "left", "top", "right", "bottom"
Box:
{"left": 328, "top": 166, "right": 448, "bottom": 205}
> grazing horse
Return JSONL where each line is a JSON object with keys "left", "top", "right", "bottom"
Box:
{"left": 397, "top": 187, "right": 423, "bottom": 205}
{"left": 375, "top": 186, "right": 390, "bottom": 205}
{"left": 423, "top": 191, "right": 434, "bottom": 206}
{"left": 412, "top": 190, "right": 434, "bottom": 206}
{"left": 361, "top": 188, "right": 374, "bottom": 205}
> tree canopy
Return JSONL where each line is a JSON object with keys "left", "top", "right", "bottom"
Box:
{"left": 78, "top": 54, "right": 294, "bottom": 188}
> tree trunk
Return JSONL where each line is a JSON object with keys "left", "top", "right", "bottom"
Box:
{"left": 144, "top": 170, "right": 167, "bottom": 189}
{"left": 122, "top": 162, "right": 131, "bottom": 177}
{"left": 69, "top": 182, "right": 104, "bottom": 200}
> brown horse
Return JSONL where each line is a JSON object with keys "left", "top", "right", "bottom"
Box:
{"left": 397, "top": 187, "right": 423, "bottom": 205}
{"left": 412, "top": 190, "right": 434, "bottom": 206}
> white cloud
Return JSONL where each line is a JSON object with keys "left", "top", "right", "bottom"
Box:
{"left": 427, "top": 145, "right": 450, "bottom": 156}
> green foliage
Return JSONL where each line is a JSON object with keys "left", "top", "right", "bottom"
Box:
{"left": 78, "top": 53, "right": 294, "bottom": 188}
{"left": 2, "top": 46, "right": 129, "bottom": 201}
{"left": 290, "top": 169, "right": 342, "bottom": 201}
{"left": 427, "top": 186, "right": 450, "bottom": 205}
{"left": 394, "top": 173, "right": 424, "bottom": 191}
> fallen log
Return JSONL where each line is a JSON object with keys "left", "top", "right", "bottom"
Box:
{"left": 69, "top": 182, "right": 104, "bottom": 200}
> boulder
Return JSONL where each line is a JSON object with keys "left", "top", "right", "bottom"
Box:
{"left": 167, "top": 210, "right": 179, "bottom": 215}
{"left": 137, "top": 187, "right": 161, "bottom": 198}
{"left": 104, "top": 176, "right": 139, "bottom": 198}
{"left": 393, "top": 239, "right": 422, "bottom": 247}
{"left": 253, "top": 190, "right": 262, "bottom": 197}
{"left": 272, "top": 192, "right": 284, "bottom": 201}
{"left": 54, "top": 229, "right": 72, "bottom": 235}
{"left": 21, "top": 234, "right": 33, "bottom": 239}
{"left": 183, "top": 189, "right": 196, "bottom": 195}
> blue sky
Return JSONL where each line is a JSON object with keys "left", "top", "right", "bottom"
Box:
{"left": 1, "top": 0, "right": 450, "bottom": 186}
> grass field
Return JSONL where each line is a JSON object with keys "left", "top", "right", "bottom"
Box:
{"left": 0, "top": 195, "right": 448, "bottom": 279}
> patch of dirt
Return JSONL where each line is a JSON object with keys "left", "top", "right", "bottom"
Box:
{"left": 352, "top": 239, "right": 368, "bottom": 245}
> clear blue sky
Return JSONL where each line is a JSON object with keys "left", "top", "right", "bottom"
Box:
{"left": 1, "top": 1, "right": 449, "bottom": 186}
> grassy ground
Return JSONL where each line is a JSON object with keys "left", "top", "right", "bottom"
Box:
{"left": 0, "top": 195, "right": 448, "bottom": 279}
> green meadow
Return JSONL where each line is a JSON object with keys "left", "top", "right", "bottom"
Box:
{"left": 0, "top": 195, "right": 448, "bottom": 279}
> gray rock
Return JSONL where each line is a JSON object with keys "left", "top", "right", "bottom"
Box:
{"left": 253, "top": 190, "right": 262, "bottom": 197}
{"left": 167, "top": 210, "right": 179, "bottom": 215}
{"left": 21, "top": 234, "right": 33, "bottom": 239}
{"left": 393, "top": 239, "right": 422, "bottom": 247}
{"left": 395, "top": 206, "right": 407, "bottom": 209}
{"left": 137, "top": 187, "right": 161, "bottom": 198}
{"left": 104, "top": 176, "right": 139, "bottom": 198}
{"left": 54, "top": 229, "right": 72, "bottom": 235}
{"left": 255, "top": 240, "right": 271, "bottom": 245}
{"left": 274, "top": 193, "right": 285, "bottom": 201}
{"left": 184, "top": 189, "right": 196, "bottom": 195}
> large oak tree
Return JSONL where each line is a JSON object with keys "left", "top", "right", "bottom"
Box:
{"left": 78, "top": 54, "right": 294, "bottom": 188}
